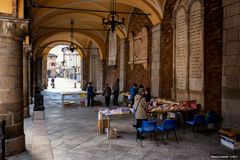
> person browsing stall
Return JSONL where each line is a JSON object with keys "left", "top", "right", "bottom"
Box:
{"left": 130, "top": 83, "right": 138, "bottom": 107}
{"left": 145, "top": 87, "right": 151, "bottom": 102}
{"left": 134, "top": 88, "right": 149, "bottom": 139}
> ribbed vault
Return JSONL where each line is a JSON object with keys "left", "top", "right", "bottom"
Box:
{"left": 31, "top": 0, "right": 165, "bottom": 58}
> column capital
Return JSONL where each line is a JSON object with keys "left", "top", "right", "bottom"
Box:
{"left": 23, "top": 44, "right": 32, "bottom": 56}
{"left": 151, "top": 24, "right": 161, "bottom": 33}
{"left": 0, "top": 19, "right": 29, "bottom": 40}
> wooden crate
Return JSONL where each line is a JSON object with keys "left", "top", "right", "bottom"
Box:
{"left": 107, "top": 128, "right": 118, "bottom": 139}
{"left": 64, "top": 101, "right": 76, "bottom": 107}
{"left": 80, "top": 101, "right": 87, "bottom": 107}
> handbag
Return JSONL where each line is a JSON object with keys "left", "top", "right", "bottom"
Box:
{"left": 133, "top": 96, "right": 143, "bottom": 117}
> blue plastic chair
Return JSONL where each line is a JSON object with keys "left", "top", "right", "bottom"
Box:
{"left": 136, "top": 120, "right": 157, "bottom": 147}
{"left": 157, "top": 119, "right": 178, "bottom": 144}
{"left": 183, "top": 114, "right": 205, "bottom": 136}
{"left": 205, "top": 113, "right": 218, "bottom": 131}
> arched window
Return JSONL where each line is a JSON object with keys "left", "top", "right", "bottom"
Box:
{"left": 51, "top": 62, "right": 55, "bottom": 66}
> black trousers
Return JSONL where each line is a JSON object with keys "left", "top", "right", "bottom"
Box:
{"left": 131, "top": 98, "right": 134, "bottom": 107}
{"left": 136, "top": 119, "right": 148, "bottom": 138}
{"left": 87, "top": 95, "right": 94, "bottom": 107}
{"left": 113, "top": 91, "right": 119, "bottom": 105}
{"left": 105, "top": 97, "right": 110, "bottom": 107}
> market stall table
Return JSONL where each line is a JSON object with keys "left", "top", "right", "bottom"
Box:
{"left": 60, "top": 91, "right": 87, "bottom": 107}
{"left": 148, "top": 98, "right": 198, "bottom": 125}
{"left": 98, "top": 107, "right": 133, "bottom": 138}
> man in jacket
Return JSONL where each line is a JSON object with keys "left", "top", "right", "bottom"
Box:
{"left": 134, "top": 88, "right": 148, "bottom": 139}
{"left": 129, "top": 83, "right": 138, "bottom": 107}
{"left": 87, "top": 82, "right": 94, "bottom": 107}
{"left": 103, "top": 83, "right": 112, "bottom": 107}
{"left": 112, "top": 79, "right": 120, "bottom": 105}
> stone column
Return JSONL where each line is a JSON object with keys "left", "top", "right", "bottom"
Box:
{"left": 0, "top": 19, "right": 28, "bottom": 156}
{"left": 30, "top": 56, "right": 36, "bottom": 101}
{"left": 80, "top": 59, "right": 84, "bottom": 89}
{"left": 23, "top": 45, "right": 31, "bottom": 118}
{"left": 222, "top": 0, "right": 240, "bottom": 128}
{"left": 97, "top": 60, "right": 104, "bottom": 91}
{"left": 119, "top": 38, "right": 126, "bottom": 91}
{"left": 151, "top": 24, "right": 161, "bottom": 97}
{"left": 42, "top": 56, "right": 48, "bottom": 89}
{"left": 28, "top": 54, "right": 33, "bottom": 103}
{"left": 36, "top": 57, "right": 43, "bottom": 89}
{"left": 89, "top": 49, "right": 98, "bottom": 87}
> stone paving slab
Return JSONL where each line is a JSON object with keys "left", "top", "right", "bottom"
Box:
{"left": 31, "top": 120, "right": 53, "bottom": 160}
{"left": 8, "top": 91, "right": 240, "bottom": 160}
{"left": 33, "top": 111, "right": 45, "bottom": 120}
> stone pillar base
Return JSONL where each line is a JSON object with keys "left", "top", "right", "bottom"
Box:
{"left": 24, "top": 107, "right": 30, "bottom": 118}
{"left": 5, "top": 134, "right": 25, "bottom": 156}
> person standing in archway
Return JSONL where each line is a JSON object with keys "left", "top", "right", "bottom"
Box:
{"left": 112, "top": 79, "right": 120, "bottom": 106}
{"left": 87, "top": 82, "right": 94, "bottom": 107}
{"left": 103, "top": 83, "right": 112, "bottom": 107}
{"left": 51, "top": 77, "right": 55, "bottom": 88}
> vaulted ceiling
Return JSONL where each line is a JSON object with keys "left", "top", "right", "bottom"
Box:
{"left": 31, "top": 0, "right": 165, "bottom": 58}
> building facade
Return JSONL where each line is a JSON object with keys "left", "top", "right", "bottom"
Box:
{"left": 47, "top": 53, "right": 57, "bottom": 78}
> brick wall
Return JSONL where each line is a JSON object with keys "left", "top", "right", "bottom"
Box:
{"left": 104, "top": 8, "right": 153, "bottom": 90}
{"left": 203, "top": 0, "right": 223, "bottom": 113}
{"left": 222, "top": 0, "right": 240, "bottom": 129}
{"left": 104, "top": 35, "right": 120, "bottom": 88}
{"left": 160, "top": 0, "right": 175, "bottom": 99}
{"left": 82, "top": 51, "right": 90, "bottom": 90}
{"left": 161, "top": 0, "right": 223, "bottom": 113}
{"left": 126, "top": 8, "right": 153, "bottom": 90}
{"left": 12, "top": 0, "right": 17, "bottom": 17}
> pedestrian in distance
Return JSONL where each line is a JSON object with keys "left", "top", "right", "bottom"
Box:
{"left": 51, "top": 77, "right": 55, "bottom": 88}
{"left": 87, "top": 82, "right": 94, "bottom": 107}
{"left": 112, "top": 79, "right": 120, "bottom": 106}
{"left": 102, "top": 83, "right": 112, "bottom": 107}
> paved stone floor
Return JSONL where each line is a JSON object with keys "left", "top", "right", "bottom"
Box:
{"left": 8, "top": 84, "right": 240, "bottom": 159}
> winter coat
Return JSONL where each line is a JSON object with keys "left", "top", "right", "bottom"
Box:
{"left": 134, "top": 94, "right": 148, "bottom": 120}
{"left": 87, "top": 86, "right": 94, "bottom": 96}
{"left": 103, "top": 86, "right": 112, "bottom": 97}
{"left": 112, "top": 81, "right": 119, "bottom": 92}
{"left": 130, "top": 86, "right": 137, "bottom": 100}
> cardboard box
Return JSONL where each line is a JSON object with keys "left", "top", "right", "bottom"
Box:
{"left": 221, "top": 135, "right": 240, "bottom": 150}
{"left": 80, "top": 93, "right": 87, "bottom": 98}
{"left": 219, "top": 128, "right": 240, "bottom": 150}
{"left": 97, "top": 118, "right": 109, "bottom": 134}
{"left": 80, "top": 100, "right": 87, "bottom": 107}
{"left": 107, "top": 128, "right": 118, "bottom": 139}
{"left": 64, "top": 101, "right": 75, "bottom": 107}
{"left": 219, "top": 128, "right": 237, "bottom": 137}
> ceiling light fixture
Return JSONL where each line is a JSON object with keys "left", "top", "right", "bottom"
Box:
{"left": 62, "top": 20, "right": 76, "bottom": 53}
{"left": 102, "top": 0, "right": 124, "bottom": 32}
{"left": 69, "top": 20, "right": 75, "bottom": 53}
